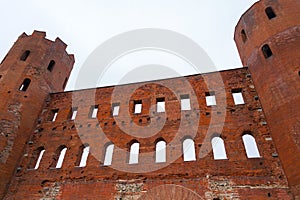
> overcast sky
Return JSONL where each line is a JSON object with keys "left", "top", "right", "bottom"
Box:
{"left": 0, "top": 0, "right": 258, "bottom": 90}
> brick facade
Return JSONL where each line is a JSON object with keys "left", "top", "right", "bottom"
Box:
{"left": 0, "top": 0, "right": 299, "bottom": 199}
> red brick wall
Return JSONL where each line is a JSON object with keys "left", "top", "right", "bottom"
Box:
{"left": 4, "top": 68, "right": 292, "bottom": 199}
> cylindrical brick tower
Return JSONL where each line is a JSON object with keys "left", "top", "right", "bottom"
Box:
{"left": 0, "top": 31, "right": 74, "bottom": 198}
{"left": 234, "top": 0, "right": 300, "bottom": 198}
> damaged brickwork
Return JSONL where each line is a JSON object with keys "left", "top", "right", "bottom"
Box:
{"left": 0, "top": 0, "right": 300, "bottom": 199}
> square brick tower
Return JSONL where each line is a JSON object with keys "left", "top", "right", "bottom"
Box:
{"left": 0, "top": 31, "right": 74, "bottom": 198}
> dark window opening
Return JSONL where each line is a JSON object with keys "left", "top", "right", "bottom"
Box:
{"left": 241, "top": 29, "right": 247, "bottom": 43}
{"left": 262, "top": 44, "right": 273, "bottom": 58}
{"left": 265, "top": 7, "right": 276, "bottom": 19}
{"left": 50, "top": 145, "right": 67, "bottom": 169}
{"left": 63, "top": 77, "right": 68, "bottom": 89}
{"left": 69, "top": 107, "right": 78, "bottom": 120}
{"left": 19, "top": 78, "right": 31, "bottom": 91}
{"left": 20, "top": 50, "right": 30, "bottom": 61}
{"left": 28, "top": 147, "right": 45, "bottom": 169}
{"left": 49, "top": 109, "right": 59, "bottom": 121}
{"left": 47, "top": 60, "right": 55, "bottom": 72}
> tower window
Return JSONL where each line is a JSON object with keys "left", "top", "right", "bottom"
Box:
{"left": 262, "top": 44, "right": 273, "bottom": 58}
{"left": 134, "top": 100, "right": 142, "bottom": 114}
{"left": 156, "top": 98, "right": 165, "bottom": 113}
{"left": 205, "top": 92, "right": 216, "bottom": 106}
{"left": 19, "top": 78, "right": 31, "bottom": 91}
{"left": 47, "top": 60, "right": 55, "bottom": 72}
{"left": 180, "top": 94, "right": 191, "bottom": 110}
{"left": 20, "top": 50, "right": 30, "bottom": 61}
{"left": 241, "top": 29, "right": 247, "bottom": 43}
{"left": 50, "top": 109, "right": 59, "bottom": 122}
{"left": 265, "top": 7, "right": 276, "bottom": 19}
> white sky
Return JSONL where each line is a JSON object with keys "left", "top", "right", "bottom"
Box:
{"left": 0, "top": 0, "right": 258, "bottom": 90}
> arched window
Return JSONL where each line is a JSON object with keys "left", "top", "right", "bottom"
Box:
{"left": 78, "top": 145, "right": 90, "bottom": 167}
{"left": 28, "top": 147, "right": 45, "bottom": 169}
{"left": 242, "top": 134, "right": 261, "bottom": 158}
{"left": 47, "top": 60, "right": 55, "bottom": 72}
{"left": 155, "top": 140, "right": 166, "bottom": 163}
{"left": 265, "top": 7, "right": 276, "bottom": 19}
{"left": 51, "top": 145, "right": 67, "bottom": 169}
{"left": 129, "top": 141, "right": 140, "bottom": 164}
{"left": 19, "top": 78, "right": 31, "bottom": 91}
{"left": 103, "top": 143, "right": 114, "bottom": 166}
{"left": 182, "top": 138, "right": 196, "bottom": 161}
{"left": 262, "top": 44, "right": 273, "bottom": 58}
{"left": 211, "top": 137, "right": 227, "bottom": 160}
{"left": 241, "top": 29, "right": 247, "bottom": 43}
{"left": 20, "top": 50, "right": 30, "bottom": 61}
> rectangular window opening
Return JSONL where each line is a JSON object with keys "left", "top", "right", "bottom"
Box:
{"left": 156, "top": 97, "right": 165, "bottom": 113}
{"left": 51, "top": 109, "right": 59, "bottom": 122}
{"left": 180, "top": 94, "right": 191, "bottom": 110}
{"left": 90, "top": 105, "right": 99, "bottom": 118}
{"left": 205, "top": 92, "right": 216, "bottom": 106}
{"left": 232, "top": 89, "right": 245, "bottom": 105}
{"left": 134, "top": 100, "right": 142, "bottom": 114}
{"left": 112, "top": 103, "right": 120, "bottom": 116}
{"left": 70, "top": 107, "right": 78, "bottom": 120}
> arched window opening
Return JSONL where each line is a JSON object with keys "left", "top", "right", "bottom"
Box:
{"left": 242, "top": 134, "right": 261, "bottom": 158}
{"left": 50, "top": 145, "right": 67, "bottom": 169}
{"left": 19, "top": 78, "right": 31, "bottom": 91}
{"left": 262, "top": 44, "right": 273, "bottom": 58}
{"left": 34, "top": 148, "right": 45, "bottom": 169}
{"left": 28, "top": 147, "right": 45, "bottom": 169}
{"left": 103, "top": 143, "right": 114, "bottom": 166}
{"left": 182, "top": 138, "right": 196, "bottom": 161}
{"left": 20, "top": 50, "right": 30, "bottom": 61}
{"left": 156, "top": 140, "right": 166, "bottom": 163}
{"left": 129, "top": 142, "right": 140, "bottom": 164}
{"left": 47, "top": 60, "right": 55, "bottom": 72}
{"left": 79, "top": 145, "right": 90, "bottom": 167}
{"left": 265, "top": 7, "right": 276, "bottom": 19}
{"left": 211, "top": 137, "right": 227, "bottom": 160}
{"left": 241, "top": 29, "right": 247, "bottom": 43}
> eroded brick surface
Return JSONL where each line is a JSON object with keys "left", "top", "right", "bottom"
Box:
{"left": 1, "top": 0, "right": 299, "bottom": 199}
